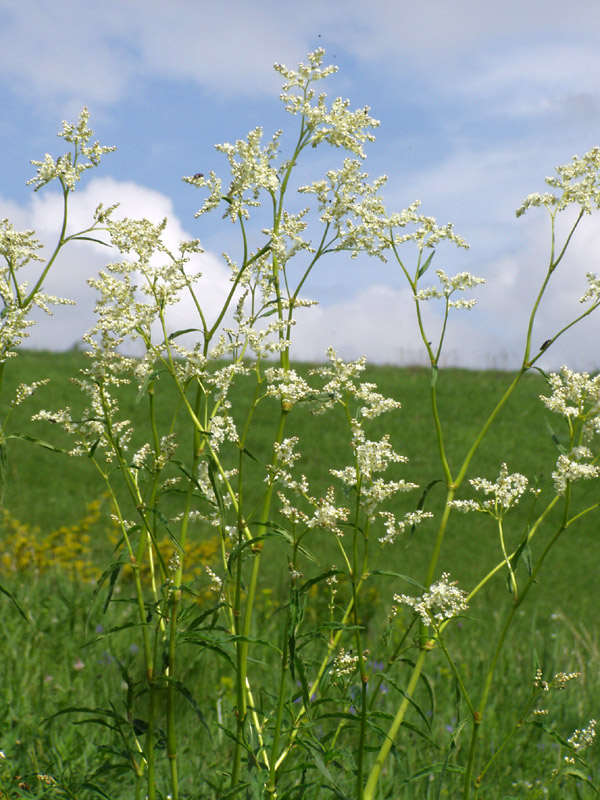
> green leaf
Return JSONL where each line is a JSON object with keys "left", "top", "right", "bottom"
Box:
{"left": 207, "top": 455, "right": 226, "bottom": 526}
{"left": 173, "top": 460, "right": 215, "bottom": 504}
{"left": 300, "top": 568, "right": 345, "bottom": 595}
{"left": 144, "top": 506, "right": 184, "bottom": 554}
{"left": 78, "top": 781, "right": 114, "bottom": 799}
{"left": 219, "top": 783, "right": 252, "bottom": 799}
{"left": 400, "top": 720, "right": 440, "bottom": 749}
{"left": 417, "top": 249, "right": 436, "bottom": 279}
{"left": 545, "top": 419, "right": 569, "bottom": 454}
{"left": 0, "top": 582, "right": 29, "bottom": 622}
{"left": 227, "top": 534, "right": 270, "bottom": 574}
{"left": 241, "top": 446, "right": 261, "bottom": 464}
{"left": 411, "top": 479, "right": 443, "bottom": 540}
{"left": 523, "top": 543, "right": 533, "bottom": 576}
{"left": 7, "top": 432, "right": 65, "bottom": 452}
{"left": 86, "top": 561, "right": 124, "bottom": 628}
{"left": 399, "top": 762, "right": 466, "bottom": 787}
{"left": 168, "top": 327, "right": 202, "bottom": 341}
{"left": 82, "top": 621, "right": 142, "bottom": 648}
{"left": 163, "top": 676, "right": 211, "bottom": 738}
{"left": 134, "top": 369, "right": 164, "bottom": 404}
{"left": 184, "top": 602, "right": 227, "bottom": 631}
{"left": 310, "top": 749, "right": 337, "bottom": 788}
{"left": 68, "top": 235, "right": 111, "bottom": 247}
{"left": 384, "top": 669, "right": 433, "bottom": 732}
{"left": 176, "top": 632, "right": 236, "bottom": 667}
{"left": 45, "top": 704, "right": 128, "bottom": 727}
{"left": 88, "top": 436, "right": 102, "bottom": 459}
{"left": 370, "top": 570, "right": 425, "bottom": 592}
{"left": 294, "top": 653, "right": 313, "bottom": 719}
{"left": 561, "top": 767, "right": 600, "bottom": 794}
{"left": 528, "top": 719, "right": 572, "bottom": 748}
{"left": 262, "top": 520, "right": 319, "bottom": 564}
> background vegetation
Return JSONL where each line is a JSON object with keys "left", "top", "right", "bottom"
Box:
{"left": 0, "top": 350, "right": 597, "bottom": 798}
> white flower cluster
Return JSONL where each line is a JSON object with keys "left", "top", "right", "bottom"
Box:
{"left": 85, "top": 215, "right": 205, "bottom": 359}
{"left": 306, "top": 486, "right": 349, "bottom": 537}
{"left": 275, "top": 49, "right": 379, "bottom": 158}
{"left": 299, "top": 159, "right": 389, "bottom": 260}
{"left": 194, "top": 461, "right": 236, "bottom": 527}
{"left": 265, "top": 368, "right": 314, "bottom": 407}
{"left": 387, "top": 201, "right": 470, "bottom": 252}
{"left": 415, "top": 269, "right": 485, "bottom": 310}
{"left": 552, "top": 446, "right": 600, "bottom": 496}
{"left": 395, "top": 573, "right": 469, "bottom": 625}
{"left": 450, "top": 463, "right": 530, "bottom": 519}
{"left": 132, "top": 443, "right": 152, "bottom": 469}
{"left": 378, "top": 509, "right": 434, "bottom": 545}
{"left": 205, "top": 565, "right": 223, "bottom": 593}
{"left": 11, "top": 379, "right": 49, "bottom": 407}
{"left": 33, "top": 374, "right": 133, "bottom": 461}
{"left": 534, "top": 668, "right": 581, "bottom": 692}
{"left": 329, "top": 647, "right": 359, "bottom": 677}
{"left": 268, "top": 437, "right": 309, "bottom": 493}
{"left": 354, "top": 382, "right": 402, "bottom": 420}
{"left": 540, "top": 366, "right": 600, "bottom": 440}
{"left": 262, "top": 206, "right": 315, "bottom": 268}
{"left": 352, "top": 425, "right": 407, "bottom": 480}
{"left": 516, "top": 146, "right": 600, "bottom": 217}
{"left": 213, "top": 127, "right": 280, "bottom": 222}
{"left": 268, "top": 357, "right": 412, "bottom": 534}
{"left": 27, "top": 107, "right": 116, "bottom": 192}
{"left": 567, "top": 719, "right": 596, "bottom": 753}
{"left": 552, "top": 671, "right": 582, "bottom": 690}
{"left": 155, "top": 433, "right": 178, "bottom": 469}
{"left": 0, "top": 221, "right": 74, "bottom": 360}
{"left": 331, "top": 426, "right": 417, "bottom": 515}
{"left": 579, "top": 272, "right": 600, "bottom": 306}
{"left": 273, "top": 437, "right": 302, "bottom": 468}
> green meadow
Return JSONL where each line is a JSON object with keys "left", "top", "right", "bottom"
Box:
{"left": 0, "top": 350, "right": 598, "bottom": 798}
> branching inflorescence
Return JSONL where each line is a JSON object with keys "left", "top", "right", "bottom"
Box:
{"left": 1, "top": 49, "right": 599, "bottom": 800}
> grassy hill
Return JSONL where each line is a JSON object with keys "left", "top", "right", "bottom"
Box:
{"left": 2, "top": 349, "right": 598, "bottom": 626}
{"left": 1, "top": 350, "right": 598, "bottom": 798}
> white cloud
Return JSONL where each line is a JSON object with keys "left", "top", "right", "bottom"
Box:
{"left": 5, "top": 0, "right": 600, "bottom": 112}
{"left": 0, "top": 176, "right": 233, "bottom": 350}
{"left": 0, "top": 0, "right": 313, "bottom": 109}
{"left": 3, "top": 1, "right": 600, "bottom": 370}
{"left": 3, "top": 170, "right": 600, "bottom": 370}
{"left": 290, "top": 283, "right": 496, "bottom": 368}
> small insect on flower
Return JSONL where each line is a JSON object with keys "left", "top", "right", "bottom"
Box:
{"left": 193, "top": 173, "right": 204, "bottom": 179}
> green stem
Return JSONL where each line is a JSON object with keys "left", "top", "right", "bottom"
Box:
{"left": 265, "top": 619, "right": 290, "bottom": 795}
{"left": 363, "top": 647, "right": 428, "bottom": 800}
{"left": 230, "top": 405, "right": 290, "bottom": 789}
{"left": 462, "top": 516, "right": 568, "bottom": 799}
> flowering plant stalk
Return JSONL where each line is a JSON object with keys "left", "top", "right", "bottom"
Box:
{"left": 20, "top": 51, "right": 600, "bottom": 799}
{"left": 0, "top": 109, "right": 113, "bottom": 615}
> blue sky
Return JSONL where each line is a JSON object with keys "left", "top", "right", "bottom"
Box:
{"left": 2, "top": 0, "right": 600, "bottom": 368}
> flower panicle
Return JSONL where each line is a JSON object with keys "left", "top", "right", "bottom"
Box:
{"left": 516, "top": 146, "right": 600, "bottom": 217}
{"left": 28, "top": 107, "right": 115, "bottom": 192}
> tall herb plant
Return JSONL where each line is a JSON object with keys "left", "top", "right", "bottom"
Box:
{"left": 12, "top": 51, "right": 600, "bottom": 798}
{"left": 0, "top": 109, "right": 113, "bottom": 613}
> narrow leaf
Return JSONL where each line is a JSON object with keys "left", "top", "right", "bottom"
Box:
{"left": 417, "top": 249, "right": 435, "bottom": 279}
{"left": 7, "top": 432, "right": 64, "bottom": 452}
{"left": 168, "top": 327, "right": 202, "bottom": 341}
{"left": 370, "top": 570, "right": 425, "bottom": 592}
{"left": 163, "top": 676, "right": 211, "bottom": 737}
{"left": 0, "top": 583, "right": 29, "bottom": 622}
